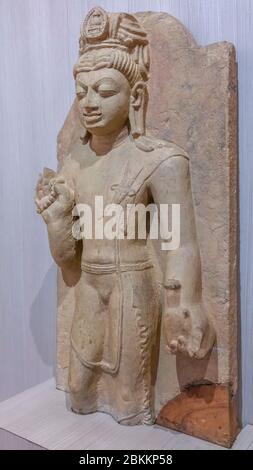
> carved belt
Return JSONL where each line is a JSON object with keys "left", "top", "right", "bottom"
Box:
{"left": 81, "top": 259, "right": 153, "bottom": 274}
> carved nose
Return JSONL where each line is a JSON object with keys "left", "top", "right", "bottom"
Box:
{"left": 83, "top": 89, "right": 99, "bottom": 112}
{"left": 84, "top": 105, "right": 99, "bottom": 114}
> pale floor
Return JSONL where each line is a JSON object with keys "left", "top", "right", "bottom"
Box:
{"left": 0, "top": 379, "right": 252, "bottom": 450}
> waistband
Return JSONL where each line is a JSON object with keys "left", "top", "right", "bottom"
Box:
{"left": 81, "top": 260, "right": 153, "bottom": 274}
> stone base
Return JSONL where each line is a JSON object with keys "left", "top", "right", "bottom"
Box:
{"left": 0, "top": 379, "right": 245, "bottom": 450}
{"left": 156, "top": 384, "right": 240, "bottom": 448}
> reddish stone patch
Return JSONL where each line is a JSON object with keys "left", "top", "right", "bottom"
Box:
{"left": 156, "top": 384, "right": 240, "bottom": 448}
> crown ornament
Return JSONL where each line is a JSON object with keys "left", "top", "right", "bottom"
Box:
{"left": 81, "top": 6, "right": 109, "bottom": 44}
{"left": 73, "top": 6, "right": 150, "bottom": 87}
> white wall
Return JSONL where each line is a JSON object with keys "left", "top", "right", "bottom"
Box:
{"left": 0, "top": 0, "right": 252, "bottom": 425}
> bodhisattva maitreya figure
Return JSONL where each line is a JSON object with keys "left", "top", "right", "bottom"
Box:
{"left": 35, "top": 8, "right": 215, "bottom": 425}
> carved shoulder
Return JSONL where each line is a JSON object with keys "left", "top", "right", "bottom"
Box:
{"left": 59, "top": 153, "right": 81, "bottom": 189}
{"left": 147, "top": 151, "right": 191, "bottom": 204}
{"left": 59, "top": 141, "right": 94, "bottom": 187}
{"left": 134, "top": 134, "right": 188, "bottom": 159}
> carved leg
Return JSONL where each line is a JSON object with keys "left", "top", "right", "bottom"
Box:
{"left": 113, "top": 270, "right": 160, "bottom": 425}
{"left": 68, "top": 346, "right": 99, "bottom": 414}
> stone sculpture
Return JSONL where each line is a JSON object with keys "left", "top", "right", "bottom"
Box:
{"left": 35, "top": 7, "right": 239, "bottom": 447}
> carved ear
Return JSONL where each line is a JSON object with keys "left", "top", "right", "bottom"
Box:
{"left": 129, "top": 81, "right": 147, "bottom": 138}
{"left": 130, "top": 81, "right": 146, "bottom": 110}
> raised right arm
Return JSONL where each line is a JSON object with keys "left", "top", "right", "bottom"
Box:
{"left": 35, "top": 160, "right": 82, "bottom": 286}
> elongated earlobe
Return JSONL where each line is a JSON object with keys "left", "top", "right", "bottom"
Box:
{"left": 129, "top": 81, "right": 148, "bottom": 138}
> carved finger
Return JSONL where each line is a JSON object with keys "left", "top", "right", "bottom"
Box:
{"left": 195, "top": 322, "right": 216, "bottom": 359}
{"left": 36, "top": 197, "right": 49, "bottom": 212}
{"left": 189, "top": 328, "right": 203, "bottom": 358}
{"left": 41, "top": 200, "right": 50, "bottom": 211}
{"left": 35, "top": 176, "right": 44, "bottom": 194}
{"left": 35, "top": 198, "right": 43, "bottom": 213}
{"left": 194, "top": 347, "right": 207, "bottom": 360}
{"left": 48, "top": 192, "right": 57, "bottom": 203}
{"left": 37, "top": 189, "right": 45, "bottom": 199}
{"left": 40, "top": 194, "right": 53, "bottom": 211}
{"left": 49, "top": 186, "right": 57, "bottom": 197}
{"left": 36, "top": 177, "right": 51, "bottom": 198}
{"left": 54, "top": 183, "right": 74, "bottom": 202}
{"left": 49, "top": 177, "right": 65, "bottom": 190}
{"left": 168, "top": 339, "right": 178, "bottom": 354}
{"left": 177, "top": 335, "right": 186, "bottom": 353}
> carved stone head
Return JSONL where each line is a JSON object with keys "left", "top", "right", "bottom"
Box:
{"left": 73, "top": 7, "right": 150, "bottom": 140}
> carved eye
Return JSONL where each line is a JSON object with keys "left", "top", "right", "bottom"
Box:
{"left": 97, "top": 87, "right": 117, "bottom": 98}
{"left": 76, "top": 86, "right": 87, "bottom": 100}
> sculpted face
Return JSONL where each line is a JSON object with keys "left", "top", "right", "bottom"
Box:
{"left": 76, "top": 68, "right": 131, "bottom": 136}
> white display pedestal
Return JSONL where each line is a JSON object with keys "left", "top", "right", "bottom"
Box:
{"left": 0, "top": 379, "right": 252, "bottom": 450}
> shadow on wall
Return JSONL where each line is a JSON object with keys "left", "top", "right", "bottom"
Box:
{"left": 176, "top": 344, "right": 218, "bottom": 390}
{"left": 30, "top": 264, "right": 57, "bottom": 370}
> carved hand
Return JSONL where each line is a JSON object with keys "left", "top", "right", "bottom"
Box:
{"left": 35, "top": 169, "right": 75, "bottom": 224}
{"left": 163, "top": 293, "right": 215, "bottom": 359}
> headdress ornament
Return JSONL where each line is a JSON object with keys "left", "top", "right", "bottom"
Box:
{"left": 73, "top": 7, "right": 150, "bottom": 87}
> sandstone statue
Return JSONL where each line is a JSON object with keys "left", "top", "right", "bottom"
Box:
{"left": 35, "top": 7, "right": 240, "bottom": 440}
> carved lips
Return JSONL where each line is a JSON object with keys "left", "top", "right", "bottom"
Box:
{"left": 83, "top": 113, "right": 102, "bottom": 125}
